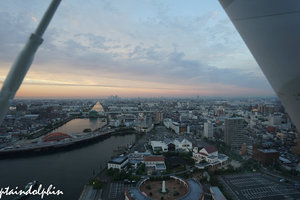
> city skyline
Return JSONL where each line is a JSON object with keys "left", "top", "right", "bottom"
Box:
{"left": 0, "top": 0, "right": 274, "bottom": 98}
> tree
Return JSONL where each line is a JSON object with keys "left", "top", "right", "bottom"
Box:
{"left": 89, "top": 178, "right": 105, "bottom": 189}
{"left": 137, "top": 163, "right": 146, "bottom": 175}
{"left": 113, "top": 173, "right": 121, "bottom": 180}
{"left": 107, "top": 168, "right": 114, "bottom": 176}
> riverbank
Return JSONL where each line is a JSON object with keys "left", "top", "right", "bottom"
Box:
{"left": 0, "top": 127, "right": 137, "bottom": 159}
{"left": 0, "top": 132, "right": 137, "bottom": 200}
{"left": 27, "top": 116, "right": 76, "bottom": 139}
{"left": 28, "top": 116, "right": 109, "bottom": 139}
{"left": 78, "top": 128, "right": 148, "bottom": 200}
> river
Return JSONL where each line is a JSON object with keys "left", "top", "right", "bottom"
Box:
{"left": 50, "top": 118, "right": 106, "bottom": 135}
{"left": 0, "top": 119, "right": 137, "bottom": 200}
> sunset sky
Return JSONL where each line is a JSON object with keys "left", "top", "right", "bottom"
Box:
{"left": 0, "top": 0, "right": 274, "bottom": 98}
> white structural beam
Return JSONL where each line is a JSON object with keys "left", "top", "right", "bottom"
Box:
{"left": 219, "top": 0, "right": 300, "bottom": 130}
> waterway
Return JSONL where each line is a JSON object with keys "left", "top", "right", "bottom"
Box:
{"left": 50, "top": 118, "right": 106, "bottom": 135}
{"left": 0, "top": 119, "right": 136, "bottom": 200}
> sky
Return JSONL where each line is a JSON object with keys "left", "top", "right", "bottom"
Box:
{"left": 0, "top": 0, "right": 275, "bottom": 98}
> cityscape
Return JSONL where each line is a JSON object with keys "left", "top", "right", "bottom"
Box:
{"left": 1, "top": 0, "right": 300, "bottom": 200}
{"left": 0, "top": 96, "right": 299, "bottom": 199}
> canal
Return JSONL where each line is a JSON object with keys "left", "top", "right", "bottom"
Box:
{"left": 0, "top": 119, "right": 137, "bottom": 200}
{"left": 50, "top": 118, "right": 106, "bottom": 135}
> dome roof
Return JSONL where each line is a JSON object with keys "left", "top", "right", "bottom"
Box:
{"left": 43, "top": 132, "right": 72, "bottom": 142}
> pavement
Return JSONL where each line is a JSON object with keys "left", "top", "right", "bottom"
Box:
{"left": 78, "top": 185, "right": 102, "bottom": 200}
{"left": 218, "top": 173, "right": 300, "bottom": 200}
{"left": 101, "top": 181, "right": 134, "bottom": 200}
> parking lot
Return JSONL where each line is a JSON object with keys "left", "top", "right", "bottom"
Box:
{"left": 102, "top": 181, "right": 134, "bottom": 200}
{"left": 218, "top": 173, "right": 300, "bottom": 200}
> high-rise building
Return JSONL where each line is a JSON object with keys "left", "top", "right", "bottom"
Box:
{"left": 225, "top": 118, "right": 244, "bottom": 150}
{"left": 155, "top": 112, "right": 164, "bottom": 124}
{"left": 258, "top": 104, "right": 274, "bottom": 114}
{"left": 292, "top": 131, "right": 300, "bottom": 155}
{"left": 269, "top": 112, "right": 282, "bottom": 126}
{"left": 204, "top": 122, "right": 213, "bottom": 138}
{"left": 135, "top": 113, "right": 153, "bottom": 133}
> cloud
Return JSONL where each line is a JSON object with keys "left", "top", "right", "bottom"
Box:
{"left": 0, "top": 12, "right": 33, "bottom": 62}
{"left": 0, "top": 1, "right": 274, "bottom": 97}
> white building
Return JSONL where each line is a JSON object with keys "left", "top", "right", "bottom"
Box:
{"left": 204, "top": 122, "right": 214, "bottom": 138}
{"left": 169, "top": 121, "right": 180, "bottom": 134}
{"left": 128, "top": 151, "right": 152, "bottom": 169}
{"left": 107, "top": 156, "right": 128, "bottom": 170}
{"left": 144, "top": 156, "right": 166, "bottom": 171}
{"left": 163, "top": 118, "right": 172, "bottom": 129}
{"left": 150, "top": 138, "right": 193, "bottom": 152}
{"left": 193, "top": 145, "right": 228, "bottom": 168}
{"left": 128, "top": 151, "right": 152, "bottom": 162}
{"left": 150, "top": 141, "right": 168, "bottom": 152}
{"left": 163, "top": 118, "right": 190, "bottom": 134}
{"left": 173, "top": 138, "right": 193, "bottom": 151}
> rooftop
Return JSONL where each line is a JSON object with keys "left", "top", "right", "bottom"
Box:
{"left": 258, "top": 149, "right": 278, "bottom": 153}
{"left": 155, "top": 164, "right": 166, "bottom": 170}
{"left": 207, "top": 155, "right": 218, "bottom": 159}
{"left": 144, "top": 156, "right": 164, "bottom": 162}
{"left": 210, "top": 186, "right": 226, "bottom": 200}
{"left": 204, "top": 145, "right": 218, "bottom": 154}
{"left": 109, "top": 156, "right": 128, "bottom": 164}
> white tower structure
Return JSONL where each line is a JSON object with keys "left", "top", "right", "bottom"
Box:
{"left": 161, "top": 180, "right": 166, "bottom": 193}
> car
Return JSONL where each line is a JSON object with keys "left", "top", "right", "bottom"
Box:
{"left": 124, "top": 179, "right": 131, "bottom": 184}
